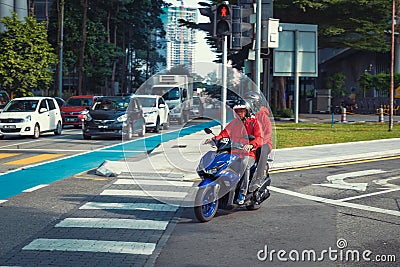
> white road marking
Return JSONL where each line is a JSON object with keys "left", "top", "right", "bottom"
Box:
{"left": 22, "top": 184, "right": 48, "bottom": 192}
{"left": 0, "top": 139, "right": 42, "bottom": 149}
{"left": 337, "top": 188, "right": 400, "bottom": 202}
{"left": 79, "top": 202, "right": 179, "bottom": 212}
{"left": 55, "top": 218, "right": 169, "bottom": 230}
{"left": 269, "top": 186, "right": 400, "bottom": 217}
{"left": 314, "top": 169, "right": 386, "bottom": 191}
{"left": 100, "top": 189, "right": 187, "bottom": 198}
{"left": 114, "top": 179, "right": 194, "bottom": 187}
{"left": 372, "top": 176, "right": 400, "bottom": 189}
{"left": 23, "top": 238, "right": 155, "bottom": 255}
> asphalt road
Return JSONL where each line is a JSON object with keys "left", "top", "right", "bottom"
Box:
{"left": 0, "top": 155, "right": 398, "bottom": 266}
{"left": 154, "top": 158, "right": 400, "bottom": 267}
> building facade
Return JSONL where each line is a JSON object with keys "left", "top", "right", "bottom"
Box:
{"left": 160, "top": 5, "right": 197, "bottom": 73}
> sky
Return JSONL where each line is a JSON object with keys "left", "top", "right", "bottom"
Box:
{"left": 164, "top": 0, "right": 217, "bottom": 66}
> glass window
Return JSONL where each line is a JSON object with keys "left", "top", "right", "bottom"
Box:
{"left": 3, "top": 100, "right": 39, "bottom": 112}
{"left": 47, "top": 99, "right": 56, "bottom": 110}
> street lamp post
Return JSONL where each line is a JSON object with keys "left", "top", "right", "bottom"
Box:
{"left": 58, "top": 0, "right": 64, "bottom": 98}
{"left": 389, "top": 0, "right": 395, "bottom": 131}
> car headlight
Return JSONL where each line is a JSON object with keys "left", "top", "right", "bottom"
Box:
{"left": 117, "top": 114, "right": 127, "bottom": 122}
{"left": 84, "top": 113, "right": 92, "bottom": 121}
{"left": 24, "top": 115, "right": 31, "bottom": 122}
{"left": 80, "top": 109, "right": 89, "bottom": 115}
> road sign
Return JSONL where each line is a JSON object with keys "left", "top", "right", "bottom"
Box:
{"left": 273, "top": 23, "right": 318, "bottom": 77}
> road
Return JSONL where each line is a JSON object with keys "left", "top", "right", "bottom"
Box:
{"left": 153, "top": 157, "right": 399, "bottom": 267}
{"left": 0, "top": 145, "right": 398, "bottom": 266}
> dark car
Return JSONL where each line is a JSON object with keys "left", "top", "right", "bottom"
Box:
{"left": 0, "top": 90, "right": 10, "bottom": 111}
{"left": 53, "top": 97, "right": 66, "bottom": 109}
{"left": 82, "top": 96, "right": 145, "bottom": 140}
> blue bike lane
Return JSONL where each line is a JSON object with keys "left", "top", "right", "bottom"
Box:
{"left": 0, "top": 121, "right": 217, "bottom": 201}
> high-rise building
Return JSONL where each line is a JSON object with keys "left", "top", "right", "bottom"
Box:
{"left": 0, "top": 0, "right": 28, "bottom": 31}
{"left": 160, "top": 4, "right": 197, "bottom": 73}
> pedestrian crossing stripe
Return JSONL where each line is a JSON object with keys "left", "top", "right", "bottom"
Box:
{"left": 114, "top": 178, "right": 194, "bottom": 187}
{"left": 5, "top": 154, "right": 65, "bottom": 165}
{"left": 0, "top": 153, "right": 19, "bottom": 159}
{"left": 55, "top": 217, "right": 169, "bottom": 230}
{"left": 100, "top": 189, "right": 188, "bottom": 198}
{"left": 79, "top": 202, "right": 179, "bottom": 212}
{"left": 23, "top": 238, "right": 156, "bottom": 255}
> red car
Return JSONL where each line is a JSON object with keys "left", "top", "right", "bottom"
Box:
{"left": 61, "top": 95, "right": 99, "bottom": 128}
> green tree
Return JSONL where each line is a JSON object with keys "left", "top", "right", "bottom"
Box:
{"left": 48, "top": 0, "right": 167, "bottom": 95}
{"left": 0, "top": 13, "right": 58, "bottom": 97}
{"left": 274, "top": 0, "right": 392, "bottom": 52}
{"left": 326, "top": 72, "right": 346, "bottom": 98}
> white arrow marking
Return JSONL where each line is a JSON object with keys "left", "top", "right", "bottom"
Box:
{"left": 372, "top": 176, "right": 400, "bottom": 189}
{"left": 314, "top": 169, "right": 386, "bottom": 191}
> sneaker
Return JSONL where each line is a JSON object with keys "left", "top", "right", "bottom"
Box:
{"left": 237, "top": 193, "right": 245, "bottom": 205}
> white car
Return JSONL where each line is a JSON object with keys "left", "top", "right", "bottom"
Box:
{"left": 135, "top": 95, "right": 170, "bottom": 133}
{"left": 0, "top": 97, "right": 63, "bottom": 139}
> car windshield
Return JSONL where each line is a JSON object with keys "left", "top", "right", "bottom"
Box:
{"left": 152, "top": 87, "right": 180, "bottom": 100}
{"left": 92, "top": 97, "right": 129, "bottom": 111}
{"left": 3, "top": 100, "right": 38, "bottom": 112}
{"left": 65, "top": 97, "right": 92, "bottom": 107}
{"left": 137, "top": 97, "right": 156, "bottom": 107}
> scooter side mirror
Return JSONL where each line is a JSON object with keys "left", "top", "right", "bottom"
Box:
{"left": 204, "top": 128, "right": 213, "bottom": 135}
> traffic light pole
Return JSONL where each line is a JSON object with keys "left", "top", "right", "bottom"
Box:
{"left": 221, "top": 35, "right": 228, "bottom": 128}
{"left": 255, "top": 0, "right": 262, "bottom": 93}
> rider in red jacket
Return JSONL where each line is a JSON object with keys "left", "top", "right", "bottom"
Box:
{"left": 206, "top": 101, "right": 262, "bottom": 204}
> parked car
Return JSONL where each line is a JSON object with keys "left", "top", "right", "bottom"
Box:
{"left": 190, "top": 96, "right": 204, "bottom": 118}
{"left": 53, "top": 97, "right": 66, "bottom": 109}
{"left": 82, "top": 96, "right": 145, "bottom": 140}
{"left": 0, "top": 90, "right": 10, "bottom": 111}
{"left": 61, "top": 95, "right": 99, "bottom": 128}
{"left": 135, "top": 95, "right": 170, "bottom": 132}
{"left": 0, "top": 97, "right": 62, "bottom": 139}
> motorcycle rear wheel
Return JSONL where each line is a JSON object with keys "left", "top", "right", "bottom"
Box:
{"left": 194, "top": 187, "right": 219, "bottom": 222}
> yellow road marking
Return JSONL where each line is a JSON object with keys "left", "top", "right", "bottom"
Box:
{"left": 5, "top": 154, "right": 65, "bottom": 165}
{"left": 0, "top": 153, "right": 19, "bottom": 159}
{"left": 270, "top": 155, "right": 400, "bottom": 174}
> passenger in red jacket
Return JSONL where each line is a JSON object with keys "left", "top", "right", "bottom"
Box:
{"left": 205, "top": 101, "right": 262, "bottom": 204}
{"left": 244, "top": 91, "right": 273, "bottom": 192}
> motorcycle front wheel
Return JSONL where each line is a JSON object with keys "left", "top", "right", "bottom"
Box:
{"left": 194, "top": 187, "right": 219, "bottom": 222}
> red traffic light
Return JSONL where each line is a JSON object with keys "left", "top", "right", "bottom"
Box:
{"left": 217, "top": 4, "right": 230, "bottom": 19}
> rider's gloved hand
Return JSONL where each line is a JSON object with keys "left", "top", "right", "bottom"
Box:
{"left": 243, "top": 144, "right": 254, "bottom": 152}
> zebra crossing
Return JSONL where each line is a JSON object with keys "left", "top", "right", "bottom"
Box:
{"left": 3, "top": 173, "right": 196, "bottom": 266}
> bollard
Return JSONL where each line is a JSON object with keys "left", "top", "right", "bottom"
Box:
{"left": 341, "top": 107, "right": 347, "bottom": 123}
{"left": 378, "top": 108, "right": 384, "bottom": 122}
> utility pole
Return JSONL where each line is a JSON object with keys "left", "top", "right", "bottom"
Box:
{"left": 255, "top": 0, "right": 262, "bottom": 93}
{"left": 389, "top": 0, "right": 395, "bottom": 131}
{"left": 58, "top": 0, "right": 64, "bottom": 98}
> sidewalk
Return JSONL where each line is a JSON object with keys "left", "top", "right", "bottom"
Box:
{"left": 99, "top": 124, "right": 400, "bottom": 178}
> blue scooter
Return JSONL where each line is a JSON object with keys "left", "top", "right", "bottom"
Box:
{"left": 194, "top": 128, "right": 271, "bottom": 222}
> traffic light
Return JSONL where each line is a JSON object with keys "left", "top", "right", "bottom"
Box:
{"left": 198, "top": 6, "right": 217, "bottom": 37}
{"left": 215, "top": 3, "right": 232, "bottom": 36}
{"left": 231, "top": 6, "right": 255, "bottom": 50}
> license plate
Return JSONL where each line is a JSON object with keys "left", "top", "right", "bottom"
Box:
{"left": 66, "top": 118, "right": 75, "bottom": 122}
{"left": 98, "top": 125, "right": 108, "bottom": 129}
{"left": 3, "top": 125, "right": 16, "bottom": 129}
